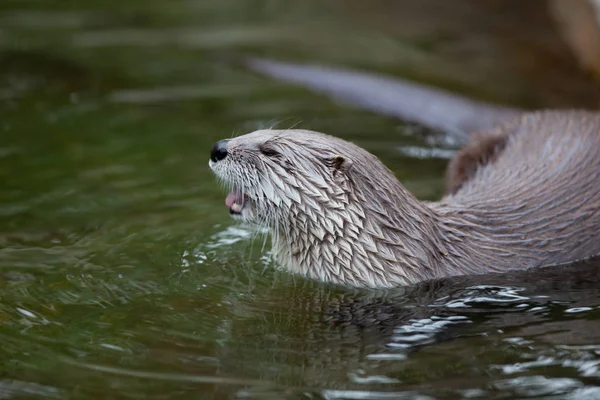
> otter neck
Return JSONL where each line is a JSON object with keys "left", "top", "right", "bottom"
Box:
{"left": 269, "top": 180, "right": 448, "bottom": 288}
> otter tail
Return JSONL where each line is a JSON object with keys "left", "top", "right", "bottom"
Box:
{"left": 244, "top": 57, "right": 523, "bottom": 142}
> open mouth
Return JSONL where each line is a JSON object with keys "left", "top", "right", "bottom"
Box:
{"left": 225, "top": 188, "right": 250, "bottom": 215}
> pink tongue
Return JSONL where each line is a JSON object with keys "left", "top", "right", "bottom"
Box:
{"left": 225, "top": 192, "right": 243, "bottom": 208}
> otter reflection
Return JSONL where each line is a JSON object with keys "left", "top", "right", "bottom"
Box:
{"left": 223, "top": 258, "right": 600, "bottom": 393}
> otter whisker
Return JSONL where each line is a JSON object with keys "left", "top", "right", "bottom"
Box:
{"left": 271, "top": 121, "right": 302, "bottom": 142}
{"left": 264, "top": 116, "right": 298, "bottom": 131}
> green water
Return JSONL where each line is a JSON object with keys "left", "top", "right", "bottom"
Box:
{"left": 1, "top": 1, "right": 600, "bottom": 399}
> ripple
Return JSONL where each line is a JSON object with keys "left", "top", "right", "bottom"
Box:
{"left": 348, "top": 369, "right": 400, "bottom": 384}
{"left": 493, "top": 339, "right": 600, "bottom": 378}
{"left": 363, "top": 315, "right": 472, "bottom": 361}
{"left": 390, "top": 315, "right": 471, "bottom": 346}
{"left": 396, "top": 146, "right": 455, "bottom": 160}
{"left": 565, "top": 307, "right": 593, "bottom": 313}
{"left": 15, "top": 306, "right": 51, "bottom": 326}
{"left": 565, "top": 387, "right": 600, "bottom": 399}
{"left": 205, "top": 225, "right": 265, "bottom": 249}
{"left": 0, "top": 379, "right": 64, "bottom": 399}
{"left": 320, "top": 390, "right": 435, "bottom": 400}
{"left": 493, "top": 375, "right": 583, "bottom": 397}
{"left": 60, "top": 357, "right": 269, "bottom": 386}
{"left": 432, "top": 285, "right": 531, "bottom": 308}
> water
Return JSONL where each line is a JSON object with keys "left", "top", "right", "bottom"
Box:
{"left": 1, "top": 1, "right": 600, "bottom": 398}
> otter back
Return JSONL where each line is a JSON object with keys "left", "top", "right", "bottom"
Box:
{"left": 434, "top": 111, "right": 600, "bottom": 271}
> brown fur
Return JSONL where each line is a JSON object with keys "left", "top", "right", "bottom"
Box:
{"left": 211, "top": 112, "right": 600, "bottom": 288}
{"left": 445, "top": 125, "right": 512, "bottom": 194}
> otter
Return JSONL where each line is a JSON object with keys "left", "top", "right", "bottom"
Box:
{"left": 209, "top": 111, "right": 600, "bottom": 288}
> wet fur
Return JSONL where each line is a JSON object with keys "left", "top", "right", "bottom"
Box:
{"left": 211, "top": 114, "right": 600, "bottom": 288}
{"left": 445, "top": 125, "right": 510, "bottom": 194}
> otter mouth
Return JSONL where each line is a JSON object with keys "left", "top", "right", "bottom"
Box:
{"left": 225, "top": 188, "right": 250, "bottom": 216}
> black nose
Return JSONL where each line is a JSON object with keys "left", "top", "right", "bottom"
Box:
{"left": 210, "top": 140, "right": 228, "bottom": 162}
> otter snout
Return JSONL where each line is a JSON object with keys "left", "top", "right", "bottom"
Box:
{"left": 210, "top": 139, "right": 229, "bottom": 162}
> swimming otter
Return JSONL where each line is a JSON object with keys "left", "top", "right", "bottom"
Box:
{"left": 209, "top": 112, "right": 600, "bottom": 288}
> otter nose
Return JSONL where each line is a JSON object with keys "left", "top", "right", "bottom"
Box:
{"left": 210, "top": 140, "right": 228, "bottom": 162}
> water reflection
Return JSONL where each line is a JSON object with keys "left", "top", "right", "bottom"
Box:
{"left": 2, "top": 0, "right": 600, "bottom": 398}
{"left": 195, "top": 252, "right": 600, "bottom": 398}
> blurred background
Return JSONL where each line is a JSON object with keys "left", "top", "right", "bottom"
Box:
{"left": 2, "top": 1, "right": 600, "bottom": 399}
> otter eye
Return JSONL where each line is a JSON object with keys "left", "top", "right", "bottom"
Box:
{"left": 260, "top": 146, "right": 280, "bottom": 158}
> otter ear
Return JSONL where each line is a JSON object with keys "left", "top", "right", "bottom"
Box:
{"left": 328, "top": 155, "right": 353, "bottom": 172}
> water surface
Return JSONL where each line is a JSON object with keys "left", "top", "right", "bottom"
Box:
{"left": 1, "top": 1, "right": 600, "bottom": 398}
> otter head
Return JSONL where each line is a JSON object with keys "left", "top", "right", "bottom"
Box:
{"left": 208, "top": 129, "right": 361, "bottom": 226}
{"left": 209, "top": 129, "right": 437, "bottom": 287}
